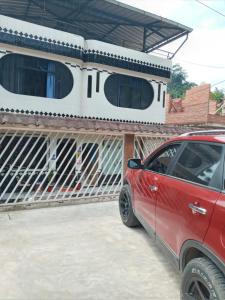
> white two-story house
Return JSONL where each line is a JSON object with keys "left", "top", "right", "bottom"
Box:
{"left": 0, "top": 0, "right": 192, "bottom": 206}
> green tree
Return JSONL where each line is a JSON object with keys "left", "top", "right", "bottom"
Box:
{"left": 211, "top": 88, "right": 224, "bottom": 104}
{"left": 167, "top": 64, "right": 197, "bottom": 99}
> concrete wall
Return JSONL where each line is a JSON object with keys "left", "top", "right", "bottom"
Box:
{"left": 0, "top": 15, "right": 171, "bottom": 124}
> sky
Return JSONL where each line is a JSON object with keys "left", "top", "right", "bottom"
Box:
{"left": 119, "top": 0, "right": 225, "bottom": 91}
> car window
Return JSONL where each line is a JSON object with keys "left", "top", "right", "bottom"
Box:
{"left": 171, "top": 142, "right": 223, "bottom": 189}
{"left": 145, "top": 144, "right": 180, "bottom": 174}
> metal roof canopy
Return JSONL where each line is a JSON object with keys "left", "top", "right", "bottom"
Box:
{"left": 0, "top": 0, "right": 192, "bottom": 56}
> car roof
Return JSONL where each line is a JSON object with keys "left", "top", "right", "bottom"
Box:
{"left": 169, "top": 135, "right": 225, "bottom": 144}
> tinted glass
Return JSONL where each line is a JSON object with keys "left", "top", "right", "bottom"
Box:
{"left": 171, "top": 142, "right": 223, "bottom": 189}
{"left": 104, "top": 74, "right": 154, "bottom": 110}
{"left": 145, "top": 144, "right": 180, "bottom": 174}
{"left": 0, "top": 54, "right": 73, "bottom": 99}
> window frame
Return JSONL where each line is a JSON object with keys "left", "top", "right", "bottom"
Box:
{"left": 143, "top": 141, "right": 184, "bottom": 176}
{"left": 0, "top": 53, "right": 74, "bottom": 99}
{"left": 168, "top": 141, "right": 225, "bottom": 192}
{"left": 104, "top": 73, "right": 154, "bottom": 110}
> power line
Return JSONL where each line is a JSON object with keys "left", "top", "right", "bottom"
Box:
{"left": 195, "top": 0, "right": 225, "bottom": 19}
{"left": 175, "top": 59, "right": 225, "bottom": 69}
{"left": 212, "top": 79, "right": 225, "bottom": 87}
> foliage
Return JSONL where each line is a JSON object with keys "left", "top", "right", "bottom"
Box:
{"left": 211, "top": 88, "right": 224, "bottom": 104}
{"left": 167, "top": 64, "right": 197, "bottom": 99}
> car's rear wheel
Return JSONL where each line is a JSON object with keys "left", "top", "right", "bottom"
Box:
{"left": 181, "top": 257, "right": 225, "bottom": 300}
{"left": 119, "top": 184, "right": 140, "bottom": 227}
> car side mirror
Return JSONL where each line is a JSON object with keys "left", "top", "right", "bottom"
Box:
{"left": 127, "top": 159, "right": 143, "bottom": 169}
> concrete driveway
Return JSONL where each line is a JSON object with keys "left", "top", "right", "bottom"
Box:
{"left": 0, "top": 201, "right": 180, "bottom": 300}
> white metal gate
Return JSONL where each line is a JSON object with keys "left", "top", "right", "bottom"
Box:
{"left": 0, "top": 129, "right": 123, "bottom": 206}
{"left": 134, "top": 135, "right": 169, "bottom": 159}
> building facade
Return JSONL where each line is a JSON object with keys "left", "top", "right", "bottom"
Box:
{"left": 0, "top": 4, "right": 192, "bottom": 208}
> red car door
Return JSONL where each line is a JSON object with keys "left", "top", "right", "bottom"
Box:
{"left": 133, "top": 143, "right": 181, "bottom": 232}
{"left": 133, "top": 169, "right": 158, "bottom": 231}
{"left": 155, "top": 141, "right": 223, "bottom": 256}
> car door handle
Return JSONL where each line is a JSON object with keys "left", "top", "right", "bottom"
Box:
{"left": 149, "top": 185, "right": 158, "bottom": 192}
{"left": 188, "top": 203, "right": 207, "bottom": 215}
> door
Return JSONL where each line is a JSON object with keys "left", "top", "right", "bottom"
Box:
{"left": 155, "top": 141, "right": 224, "bottom": 256}
{"left": 133, "top": 143, "right": 181, "bottom": 231}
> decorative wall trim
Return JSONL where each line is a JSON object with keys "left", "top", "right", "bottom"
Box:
{"left": 0, "top": 31, "right": 83, "bottom": 59}
{"left": 65, "top": 62, "right": 167, "bottom": 84}
{"left": 65, "top": 62, "right": 115, "bottom": 75}
{"left": 0, "top": 107, "right": 163, "bottom": 125}
{"left": 84, "top": 52, "right": 170, "bottom": 78}
{"left": 0, "top": 28, "right": 171, "bottom": 79}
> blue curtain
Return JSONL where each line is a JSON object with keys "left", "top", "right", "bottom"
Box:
{"left": 46, "top": 62, "right": 55, "bottom": 98}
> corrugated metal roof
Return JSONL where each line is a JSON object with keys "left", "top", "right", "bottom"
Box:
{"left": 0, "top": 0, "right": 192, "bottom": 52}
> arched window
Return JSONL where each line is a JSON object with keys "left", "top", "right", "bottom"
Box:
{"left": 104, "top": 74, "right": 154, "bottom": 110}
{"left": 0, "top": 54, "right": 73, "bottom": 99}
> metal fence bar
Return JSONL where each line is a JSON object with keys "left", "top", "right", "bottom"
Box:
{"left": 135, "top": 137, "right": 145, "bottom": 159}
{"left": 0, "top": 130, "right": 15, "bottom": 162}
{"left": 1, "top": 133, "right": 36, "bottom": 200}
{"left": 0, "top": 131, "right": 28, "bottom": 197}
{"left": 91, "top": 138, "right": 122, "bottom": 197}
{"left": 70, "top": 134, "right": 108, "bottom": 198}
{"left": 13, "top": 132, "right": 52, "bottom": 203}
{"left": 87, "top": 136, "right": 117, "bottom": 197}
{"left": 103, "top": 150, "right": 122, "bottom": 196}
{"left": 37, "top": 133, "right": 72, "bottom": 201}
{"left": 98, "top": 141, "right": 122, "bottom": 196}
{"left": 62, "top": 135, "right": 112, "bottom": 199}
{"left": 4, "top": 132, "right": 38, "bottom": 202}
{"left": 56, "top": 134, "right": 103, "bottom": 200}
{"left": 30, "top": 132, "right": 66, "bottom": 201}
{"left": 43, "top": 134, "right": 79, "bottom": 201}
{"left": 50, "top": 134, "right": 89, "bottom": 201}
{"left": 22, "top": 132, "right": 61, "bottom": 202}
{"left": 0, "top": 130, "right": 9, "bottom": 156}
{"left": 0, "top": 131, "right": 23, "bottom": 174}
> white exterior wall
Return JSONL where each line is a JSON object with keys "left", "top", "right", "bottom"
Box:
{"left": 0, "top": 15, "right": 172, "bottom": 123}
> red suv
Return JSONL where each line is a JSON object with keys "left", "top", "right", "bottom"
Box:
{"left": 119, "top": 130, "right": 225, "bottom": 300}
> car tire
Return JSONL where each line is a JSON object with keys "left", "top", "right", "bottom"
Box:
{"left": 119, "top": 184, "right": 140, "bottom": 227}
{"left": 181, "top": 257, "right": 225, "bottom": 300}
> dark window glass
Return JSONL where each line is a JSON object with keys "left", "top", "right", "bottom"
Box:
{"left": 87, "top": 75, "right": 92, "bottom": 98}
{"left": 171, "top": 142, "right": 223, "bottom": 188}
{"left": 163, "top": 91, "right": 166, "bottom": 108}
{"left": 145, "top": 144, "right": 180, "bottom": 174}
{"left": 158, "top": 84, "right": 161, "bottom": 101}
{"left": 104, "top": 74, "right": 154, "bottom": 110}
{"left": 96, "top": 71, "right": 100, "bottom": 93}
{"left": 0, "top": 54, "right": 73, "bottom": 99}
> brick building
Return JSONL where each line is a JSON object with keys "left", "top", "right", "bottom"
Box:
{"left": 166, "top": 84, "right": 225, "bottom": 126}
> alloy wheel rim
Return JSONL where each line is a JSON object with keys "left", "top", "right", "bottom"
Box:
{"left": 185, "top": 277, "right": 211, "bottom": 300}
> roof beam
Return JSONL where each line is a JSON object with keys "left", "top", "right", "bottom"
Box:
{"left": 142, "top": 27, "right": 147, "bottom": 52}
{"left": 30, "top": 0, "right": 61, "bottom": 19}
{"left": 151, "top": 24, "right": 184, "bottom": 31}
{"left": 80, "top": 6, "right": 169, "bottom": 42}
{"left": 84, "top": 6, "right": 144, "bottom": 27}
{"left": 100, "top": 24, "right": 120, "bottom": 40}
{"left": 147, "top": 27, "right": 166, "bottom": 39}
{"left": 146, "top": 31, "right": 190, "bottom": 53}
{"left": 24, "top": 0, "right": 32, "bottom": 19}
{"left": 64, "top": 0, "right": 94, "bottom": 20}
